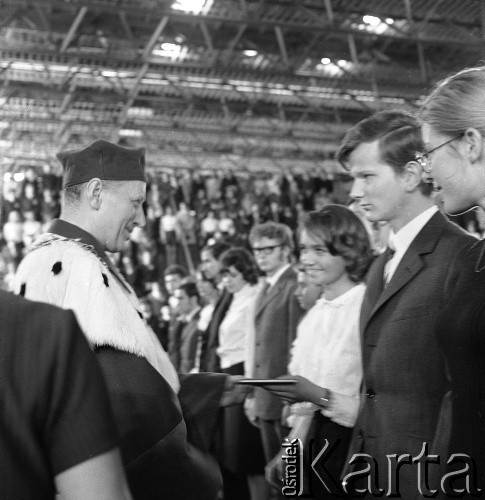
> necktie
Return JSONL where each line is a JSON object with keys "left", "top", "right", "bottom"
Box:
{"left": 383, "top": 245, "right": 396, "bottom": 286}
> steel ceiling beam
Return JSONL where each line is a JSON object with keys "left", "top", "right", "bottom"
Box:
{"left": 59, "top": 6, "right": 88, "bottom": 53}
{"left": 274, "top": 26, "right": 289, "bottom": 67}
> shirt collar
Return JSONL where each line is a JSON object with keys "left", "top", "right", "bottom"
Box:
{"left": 233, "top": 282, "right": 255, "bottom": 300}
{"left": 317, "top": 282, "right": 366, "bottom": 308}
{"left": 388, "top": 205, "right": 438, "bottom": 256}
{"left": 266, "top": 263, "right": 291, "bottom": 288}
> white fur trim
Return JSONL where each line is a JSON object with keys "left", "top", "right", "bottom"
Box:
{"left": 15, "top": 235, "right": 180, "bottom": 393}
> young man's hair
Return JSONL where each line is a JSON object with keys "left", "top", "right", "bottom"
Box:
{"left": 201, "top": 240, "right": 231, "bottom": 260}
{"left": 219, "top": 247, "right": 259, "bottom": 285}
{"left": 176, "top": 281, "right": 200, "bottom": 302}
{"left": 336, "top": 110, "right": 432, "bottom": 196}
{"left": 163, "top": 264, "right": 187, "bottom": 279}
{"left": 303, "top": 205, "right": 375, "bottom": 283}
{"left": 249, "top": 221, "right": 294, "bottom": 252}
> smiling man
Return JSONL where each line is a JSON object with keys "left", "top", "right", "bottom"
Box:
{"left": 336, "top": 111, "right": 476, "bottom": 497}
{"left": 14, "top": 140, "right": 226, "bottom": 499}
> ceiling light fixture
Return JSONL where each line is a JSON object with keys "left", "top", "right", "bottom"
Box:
{"left": 171, "top": 0, "right": 213, "bottom": 15}
{"left": 363, "top": 15, "right": 381, "bottom": 27}
{"left": 161, "top": 42, "right": 178, "bottom": 51}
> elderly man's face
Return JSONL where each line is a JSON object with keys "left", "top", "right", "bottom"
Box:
{"left": 100, "top": 180, "right": 146, "bottom": 252}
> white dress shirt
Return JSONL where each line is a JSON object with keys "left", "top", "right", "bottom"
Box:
{"left": 385, "top": 205, "right": 438, "bottom": 283}
{"left": 266, "top": 263, "right": 291, "bottom": 289}
{"left": 288, "top": 283, "right": 366, "bottom": 427}
{"left": 217, "top": 283, "right": 258, "bottom": 370}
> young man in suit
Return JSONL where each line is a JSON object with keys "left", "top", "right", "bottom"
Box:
{"left": 169, "top": 281, "right": 201, "bottom": 373}
{"left": 246, "top": 222, "right": 303, "bottom": 471}
{"left": 337, "top": 111, "right": 476, "bottom": 497}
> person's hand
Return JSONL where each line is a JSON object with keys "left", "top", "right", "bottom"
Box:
{"left": 265, "top": 451, "right": 284, "bottom": 488}
{"left": 263, "top": 375, "right": 322, "bottom": 404}
{"left": 243, "top": 397, "right": 260, "bottom": 427}
{"left": 219, "top": 375, "right": 252, "bottom": 407}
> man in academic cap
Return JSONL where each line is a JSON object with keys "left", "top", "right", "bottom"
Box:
{"left": 14, "top": 140, "right": 235, "bottom": 499}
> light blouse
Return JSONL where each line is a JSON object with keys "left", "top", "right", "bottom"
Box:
{"left": 289, "top": 282, "right": 366, "bottom": 427}
{"left": 217, "top": 283, "right": 257, "bottom": 370}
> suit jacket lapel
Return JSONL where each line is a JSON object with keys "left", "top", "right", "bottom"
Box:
{"left": 360, "top": 252, "right": 386, "bottom": 335}
{"left": 255, "top": 267, "right": 292, "bottom": 317}
{"left": 361, "top": 211, "right": 447, "bottom": 333}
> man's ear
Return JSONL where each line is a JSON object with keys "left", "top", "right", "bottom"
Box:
{"left": 403, "top": 161, "right": 424, "bottom": 192}
{"left": 86, "top": 178, "right": 103, "bottom": 210}
{"left": 463, "top": 128, "right": 485, "bottom": 164}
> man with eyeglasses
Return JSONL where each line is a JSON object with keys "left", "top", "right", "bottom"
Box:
{"left": 245, "top": 222, "right": 303, "bottom": 485}
{"left": 337, "top": 110, "right": 475, "bottom": 497}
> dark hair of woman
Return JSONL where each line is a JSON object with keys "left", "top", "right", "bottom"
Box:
{"left": 219, "top": 247, "right": 259, "bottom": 285}
{"left": 303, "top": 204, "right": 375, "bottom": 283}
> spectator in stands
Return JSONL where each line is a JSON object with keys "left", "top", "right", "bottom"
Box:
{"left": 218, "top": 209, "right": 234, "bottom": 238}
{"left": 41, "top": 188, "right": 61, "bottom": 224}
{"left": 163, "top": 264, "right": 188, "bottom": 296}
{"left": 22, "top": 210, "right": 42, "bottom": 249}
{"left": 160, "top": 205, "right": 179, "bottom": 266}
{"left": 137, "top": 248, "right": 159, "bottom": 296}
{"left": 20, "top": 179, "right": 41, "bottom": 220}
{"left": 21, "top": 167, "right": 41, "bottom": 200}
{"left": 177, "top": 202, "right": 199, "bottom": 266}
{"left": 313, "top": 180, "right": 335, "bottom": 211}
{"left": 1, "top": 178, "right": 21, "bottom": 225}
{"left": 40, "top": 163, "right": 61, "bottom": 193}
{"left": 201, "top": 210, "right": 219, "bottom": 243}
{"left": 3, "top": 210, "right": 23, "bottom": 247}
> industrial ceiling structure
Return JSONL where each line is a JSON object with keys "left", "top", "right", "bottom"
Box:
{"left": 1, "top": 0, "right": 484, "bottom": 174}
